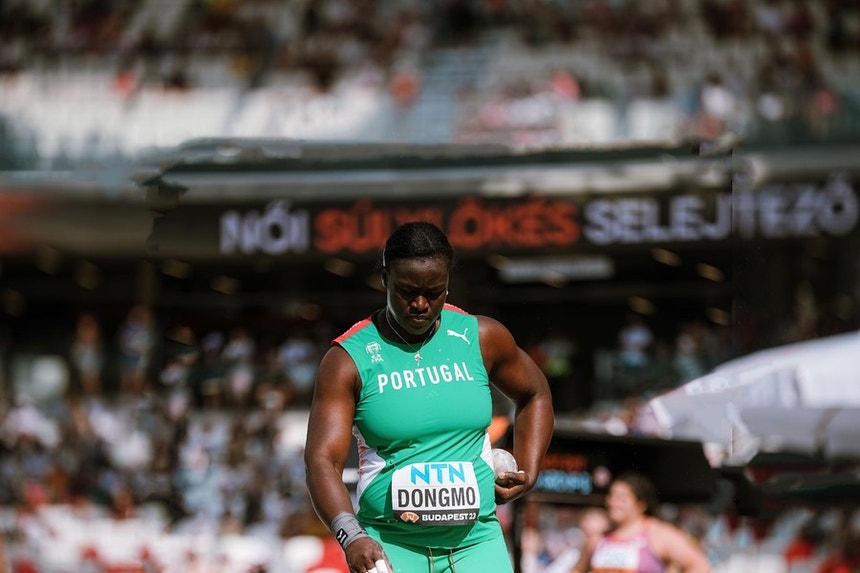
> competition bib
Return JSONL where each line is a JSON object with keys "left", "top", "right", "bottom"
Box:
{"left": 391, "top": 461, "right": 481, "bottom": 526}
{"left": 591, "top": 539, "right": 642, "bottom": 573}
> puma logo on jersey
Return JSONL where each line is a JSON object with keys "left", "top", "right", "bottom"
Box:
{"left": 446, "top": 328, "right": 470, "bottom": 345}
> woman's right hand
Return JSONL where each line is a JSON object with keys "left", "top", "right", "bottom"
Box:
{"left": 344, "top": 537, "right": 394, "bottom": 573}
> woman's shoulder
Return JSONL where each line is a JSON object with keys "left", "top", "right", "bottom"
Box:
{"left": 442, "top": 303, "right": 492, "bottom": 331}
{"left": 645, "top": 517, "right": 698, "bottom": 555}
{"left": 646, "top": 516, "right": 682, "bottom": 538}
{"left": 474, "top": 314, "right": 513, "bottom": 343}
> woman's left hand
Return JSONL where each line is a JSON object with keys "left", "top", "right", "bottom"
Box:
{"left": 494, "top": 470, "right": 532, "bottom": 504}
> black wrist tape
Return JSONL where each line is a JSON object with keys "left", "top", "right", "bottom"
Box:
{"left": 331, "top": 512, "right": 370, "bottom": 550}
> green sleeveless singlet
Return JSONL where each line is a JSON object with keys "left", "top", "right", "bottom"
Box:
{"left": 334, "top": 304, "right": 500, "bottom": 550}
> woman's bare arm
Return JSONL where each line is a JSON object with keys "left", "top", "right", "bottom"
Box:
{"left": 652, "top": 521, "right": 713, "bottom": 573}
{"left": 304, "top": 345, "right": 360, "bottom": 524}
{"left": 478, "top": 315, "right": 554, "bottom": 503}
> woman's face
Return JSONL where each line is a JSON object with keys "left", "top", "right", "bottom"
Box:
{"left": 605, "top": 481, "right": 646, "bottom": 525}
{"left": 384, "top": 256, "right": 449, "bottom": 336}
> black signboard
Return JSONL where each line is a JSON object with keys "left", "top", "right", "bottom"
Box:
{"left": 146, "top": 174, "right": 858, "bottom": 260}
{"left": 522, "top": 429, "right": 716, "bottom": 505}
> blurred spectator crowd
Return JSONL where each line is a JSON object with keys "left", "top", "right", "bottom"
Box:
{"left": 0, "top": 285, "right": 857, "bottom": 570}
{"left": 1, "top": 0, "right": 859, "bottom": 166}
{"left": 0, "top": 305, "right": 339, "bottom": 572}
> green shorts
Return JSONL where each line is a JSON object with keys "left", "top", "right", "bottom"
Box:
{"left": 369, "top": 528, "right": 514, "bottom": 573}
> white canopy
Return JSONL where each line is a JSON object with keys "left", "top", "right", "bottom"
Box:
{"left": 643, "top": 331, "right": 860, "bottom": 465}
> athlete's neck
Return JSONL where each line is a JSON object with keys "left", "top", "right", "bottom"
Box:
{"left": 612, "top": 515, "right": 648, "bottom": 539}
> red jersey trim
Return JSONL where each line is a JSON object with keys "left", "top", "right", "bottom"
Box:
{"left": 332, "top": 314, "right": 374, "bottom": 346}
{"left": 443, "top": 302, "right": 469, "bottom": 314}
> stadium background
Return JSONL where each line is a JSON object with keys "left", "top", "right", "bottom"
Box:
{"left": 1, "top": 1, "right": 859, "bottom": 572}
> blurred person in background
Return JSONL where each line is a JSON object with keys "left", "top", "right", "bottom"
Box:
{"left": 534, "top": 327, "right": 580, "bottom": 413}
{"left": 579, "top": 508, "right": 611, "bottom": 557}
{"left": 197, "top": 330, "right": 227, "bottom": 409}
{"left": 783, "top": 517, "right": 826, "bottom": 570}
{"left": 816, "top": 536, "right": 860, "bottom": 573}
{"left": 158, "top": 324, "right": 200, "bottom": 417}
{"left": 616, "top": 314, "right": 654, "bottom": 398}
{"left": 222, "top": 327, "right": 257, "bottom": 409}
{"left": 117, "top": 304, "right": 156, "bottom": 396}
{"left": 815, "top": 510, "right": 860, "bottom": 573}
{"left": 275, "top": 328, "right": 320, "bottom": 406}
{"left": 304, "top": 220, "right": 554, "bottom": 573}
{"left": 549, "top": 507, "right": 613, "bottom": 573}
{"left": 68, "top": 312, "right": 106, "bottom": 397}
{"left": 520, "top": 504, "right": 610, "bottom": 573}
{"left": 572, "top": 471, "right": 712, "bottom": 573}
